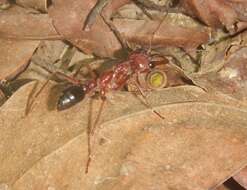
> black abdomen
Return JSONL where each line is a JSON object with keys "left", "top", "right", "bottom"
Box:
{"left": 57, "top": 85, "right": 85, "bottom": 111}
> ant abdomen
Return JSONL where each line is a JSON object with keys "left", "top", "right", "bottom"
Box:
{"left": 57, "top": 85, "right": 86, "bottom": 111}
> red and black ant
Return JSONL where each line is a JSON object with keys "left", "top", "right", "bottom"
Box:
{"left": 57, "top": 51, "right": 160, "bottom": 111}
{"left": 27, "top": 1, "right": 169, "bottom": 174}
{"left": 26, "top": 49, "right": 166, "bottom": 174}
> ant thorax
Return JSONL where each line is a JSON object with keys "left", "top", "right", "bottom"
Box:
{"left": 129, "top": 52, "right": 151, "bottom": 73}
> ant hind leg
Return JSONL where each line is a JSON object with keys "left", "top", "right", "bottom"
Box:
{"left": 25, "top": 79, "right": 51, "bottom": 116}
{"left": 25, "top": 70, "right": 82, "bottom": 116}
{"left": 91, "top": 94, "right": 107, "bottom": 135}
{"left": 85, "top": 92, "right": 107, "bottom": 173}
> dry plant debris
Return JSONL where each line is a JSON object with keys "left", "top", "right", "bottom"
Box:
{"left": 0, "top": 0, "right": 247, "bottom": 190}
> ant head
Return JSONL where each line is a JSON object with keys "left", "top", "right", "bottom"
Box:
{"left": 57, "top": 85, "right": 86, "bottom": 111}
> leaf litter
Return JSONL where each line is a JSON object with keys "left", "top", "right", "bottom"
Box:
{"left": 0, "top": 0, "right": 247, "bottom": 190}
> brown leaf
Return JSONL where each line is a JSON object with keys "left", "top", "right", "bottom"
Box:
{"left": 102, "top": 0, "right": 131, "bottom": 20}
{"left": 1, "top": 82, "right": 247, "bottom": 189}
{"left": 0, "top": 5, "right": 60, "bottom": 39}
{"left": 15, "top": 0, "right": 49, "bottom": 12}
{"left": 84, "top": 0, "right": 131, "bottom": 31}
{"left": 190, "top": 31, "right": 247, "bottom": 101}
{"left": 113, "top": 14, "right": 209, "bottom": 51}
{"left": 48, "top": 0, "right": 122, "bottom": 57}
{"left": 179, "top": 0, "right": 247, "bottom": 33}
{"left": 0, "top": 0, "right": 10, "bottom": 9}
{"left": 48, "top": 0, "right": 209, "bottom": 57}
{"left": 18, "top": 40, "right": 70, "bottom": 81}
{"left": 0, "top": 39, "right": 39, "bottom": 80}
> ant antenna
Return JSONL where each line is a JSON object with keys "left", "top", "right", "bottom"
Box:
{"left": 100, "top": 12, "right": 131, "bottom": 52}
{"left": 147, "top": 3, "right": 169, "bottom": 54}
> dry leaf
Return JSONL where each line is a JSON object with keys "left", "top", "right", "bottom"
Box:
{"left": 16, "top": 0, "right": 49, "bottom": 12}
{"left": 113, "top": 13, "right": 209, "bottom": 51}
{"left": 19, "top": 40, "right": 70, "bottom": 81}
{"left": 179, "top": 0, "right": 247, "bottom": 33}
{"left": 48, "top": 0, "right": 121, "bottom": 57}
{"left": 190, "top": 31, "right": 247, "bottom": 101}
{"left": 1, "top": 1, "right": 247, "bottom": 190}
{"left": 0, "top": 39, "right": 39, "bottom": 80}
{"left": 1, "top": 82, "right": 247, "bottom": 189}
{"left": 0, "top": 5, "right": 60, "bottom": 39}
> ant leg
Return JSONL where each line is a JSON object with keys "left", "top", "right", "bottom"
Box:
{"left": 91, "top": 94, "right": 106, "bottom": 135}
{"left": 85, "top": 93, "right": 106, "bottom": 173}
{"left": 25, "top": 78, "right": 51, "bottom": 115}
{"left": 72, "top": 58, "right": 100, "bottom": 80}
{"left": 25, "top": 71, "right": 82, "bottom": 116}
{"left": 55, "top": 71, "right": 81, "bottom": 85}
{"left": 85, "top": 97, "right": 94, "bottom": 174}
{"left": 129, "top": 77, "right": 165, "bottom": 120}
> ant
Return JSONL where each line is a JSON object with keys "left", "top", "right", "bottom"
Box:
{"left": 26, "top": 49, "right": 166, "bottom": 174}
{"left": 27, "top": 1, "right": 169, "bottom": 174}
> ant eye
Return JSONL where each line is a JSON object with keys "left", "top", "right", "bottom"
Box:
{"left": 149, "top": 62, "right": 155, "bottom": 69}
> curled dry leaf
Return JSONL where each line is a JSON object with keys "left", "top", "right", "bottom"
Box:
{"left": 179, "top": 0, "right": 247, "bottom": 33}
{"left": 48, "top": 0, "right": 122, "bottom": 57}
{"left": 0, "top": 0, "right": 10, "bottom": 10}
{"left": 190, "top": 31, "right": 247, "bottom": 101}
{"left": 0, "top": 5, "right": 60, "bottom": 39}
{"left": 1, "top": 82, "right": 247, "bottom": 189}
{"left": 101, "top": 0, "right": 131, "bottom": 21}
{"left": 48, "top": 0, "right": 209, "bottom": 57}
{"left": 0, "top": 39, "right": 39, "bottom": 80}
{"left": 31, "top": 41, "right": 68, "bottom": 67}
{"left": 19, "top": 40, "right": 71, "bottom": 81}
{"left": 15, "top": 0, "right": 49, "bottom": 12}
{"left": 113, "top": 13, "right": 210, "bottom": 51}
{"left": 84, "top": 0, "right": 132, "bottom": 31}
